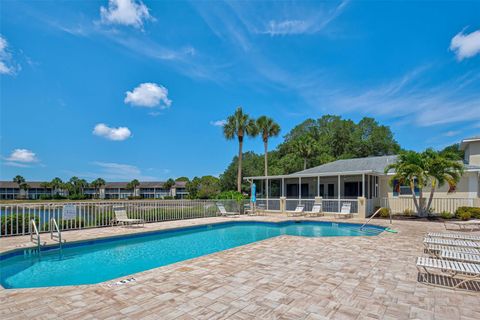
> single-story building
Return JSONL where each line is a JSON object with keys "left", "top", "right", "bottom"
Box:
{"left": 245, "top": 136, "right": 480, "bottom": 217}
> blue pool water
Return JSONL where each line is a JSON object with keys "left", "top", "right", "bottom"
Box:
{"left": 0, "top": 221, "right": 384, "bottom": 289}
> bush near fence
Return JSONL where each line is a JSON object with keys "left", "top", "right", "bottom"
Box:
{"left": 1, "top": 214, "right": 40, "bottom": 236}
{"left": 455, "top": 207, "right": 480, "bottom": 220}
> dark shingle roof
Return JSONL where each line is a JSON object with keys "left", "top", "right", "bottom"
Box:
{"left": 291, "top": 155, "right": 398, "bottom": 176}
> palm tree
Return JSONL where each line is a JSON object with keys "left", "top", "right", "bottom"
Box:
{"left": 13, "top": 175, "right": 25, "bottom": 187}
{"left": 50, "top": 177, "right": 63, "bottom": 196}
{"left": 91, "top": 178, "right": 106, "bottom": 199}
{"left": 385, "top": 150, "right": 463, "bottom": 216}
{"left": 294, "top": 136, "right": 316, "bottom": 170}
{"left": 163, "top": 178, "right": 176, "bottom": 196}
{"left": 424, "top": 149, "right": 464, "bottom": 213}
{"left": 223, "top": 107, "right": 258, "bottom": 192}
{"left": 19, "top": 183, "right": 30, "bottom": 199}
{"left": 256, "top": 116, "right": 280, "bottom": 177}
{"left": 127, "top": 179, "right": 140, "bottom": 197}
{"left": 13, "top": 175, "right": 26, "bottom": 199}
{"left": 40, "top": 182, "right": 52, "bottom": 197}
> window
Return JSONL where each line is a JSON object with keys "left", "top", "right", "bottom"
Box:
{"left": 393, "top": 180, "right": 419, "bottom": 196}
{"left": 327, "top": 184, "right": 335, "bottom": 198}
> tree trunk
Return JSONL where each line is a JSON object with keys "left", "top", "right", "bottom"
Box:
{"left": 264, "top": 141, "right": 268, "bottom": 177}
{"left": 410, "top": 181, "right": 421, "bottom": 216}
{"left": 237, "top": 137, "right": 243, "bottom": 193}
{"left": 303, "top": 158, "right": 307, "bottom": 170}
{"left": 426, "top": 181, "right": 436, "bottom": 215}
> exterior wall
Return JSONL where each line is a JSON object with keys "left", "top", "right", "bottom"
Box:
{"left": 465, "top": 140, "right": 480, "bottom": 166}
{"left": 383, "top": 172, "right": 479, "bottom": 199}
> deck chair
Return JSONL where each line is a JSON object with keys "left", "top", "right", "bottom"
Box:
{"left": 308, "top": 203, "right": 324, "bottom": 217}
{"left": 216, "top": 203, "right": 239, "bottom": 217}
{"left": 423, "top": 237, "right": 480, "bottom": 249}
{"left": 427, "top": 232, "right": 480, "bottom": 242}
{"left": 439, "top": 250, "right": 480, "bottom": 263}
{"left": 444, "top": 220, "right": 480, "bottom": 232}
{"left": 416, "top": 256, "right": 480, "bottom": 289}
{"left": 288, "top": 204, "right": 305, "bottom": 217}
{"left": 113, "top": 206, "right": 145, "bottom": 227}
{"left": 335, "top": 202, "right": 353, "bottom": 219}
{"left": 424, "top": 243, "right": 480, "bottom": 256}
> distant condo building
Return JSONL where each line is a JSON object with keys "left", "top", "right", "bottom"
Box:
{"left": 0, "top": 181, "right": 188, "bottom": 200}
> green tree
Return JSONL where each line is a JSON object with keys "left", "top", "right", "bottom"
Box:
{"left": 223, "top": 107, "right": 258, "bottom": 192}
{"left": 219, "top": 152, "right": 264, "bottom": 192}
{"left": 90, "top": 178, "right": 106, "bottom": 199}
{"left": 186, "top": 176, "right": 220, "bottom": 199}
{"left": 440, "top": 143, "right": 464, "bottom": 160}
{"left": 256, "top": 116, "right": 280, "bottom": 177}
{"left": 127, "top": 179, "right": 140, "bottom": 196}
{"left": 50, "top": 177, "right": 63, "bottom": 195}
{"left": 19, "top": 183, "right": 30, "bottom": 199}
{"left": 385, "top": 150, "right": 464, "bottom": 216}
{"left": 293, "top": 135, "right": 317, "bottom": 170}
{"left": 175, "top": 177, "right": 190, "bottom": 182}
{"left": 12, "top": 175, "right": 25, "bottom": 187}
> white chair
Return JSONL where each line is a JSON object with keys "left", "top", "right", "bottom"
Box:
{"left": 308, "top": 203, "right": 323, "bottom": 217}
{"left": 416, "top": 256, "right": 480, "bottom": 289}
{"left": 427, "top": 232, "right": 480, "bottom": 242}
{"left": 216, "top": 203, "right": 239, "bottom": 217}
{"left": 335, "top": 202, "right": 353, "bottom": 219}
{"left": 113, "top": 206, "right": 145, "bottom": 227}
{"left": 423, "top": 237, "right": 480, "bottom": 249}
{"left": 288, "top": 204, "right": 305, "bottom": 217}
{"left": 444, "top": 220, "right": 480, "bottom": 231}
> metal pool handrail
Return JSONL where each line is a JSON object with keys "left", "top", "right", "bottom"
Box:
{"left": 360, "top": 207, "right": 389, "bottom": 230}
{"left": 50, "top": 218, "right": 65, "bottom": 248}
{"left": 30, "top": 219, "right": 44, "bottom": 252}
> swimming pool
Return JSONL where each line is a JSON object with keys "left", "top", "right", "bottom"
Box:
{"left": 0, "top": 221, "right": 384, "bottom": 289}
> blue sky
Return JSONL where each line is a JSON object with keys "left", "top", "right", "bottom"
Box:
{"left": 1, "top": 0, "right": 479, "bottom": 182}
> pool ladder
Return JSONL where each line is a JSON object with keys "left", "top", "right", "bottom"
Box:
{"left": 50, "top": 218, "right": 66, "bottom": 249}
{"left": 30, "top": 220, "right": 46, "bottom": 255}
{"left": 360, "top": 207, "right": 391, "bottom": 231}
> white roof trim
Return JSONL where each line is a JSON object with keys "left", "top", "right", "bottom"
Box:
{"left": 244, "top": 170, "right": 386, "bottom": 180}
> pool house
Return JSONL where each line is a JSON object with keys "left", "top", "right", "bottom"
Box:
{"left": 245, "top": 156, "right": 395, "bottom": 218}
{"left": 245, "top": 137, "right": 480, "bottom": 218}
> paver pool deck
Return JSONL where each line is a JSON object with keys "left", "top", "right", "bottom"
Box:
{"left": 1, "top": 216, "right": 479, "bottom": 319}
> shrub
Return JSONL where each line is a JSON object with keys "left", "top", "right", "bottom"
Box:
{"left": 455, "top": 207, "right": 472, "bottom": 221}
{"left": 216, "top": 191, "right": 246, "bottom": 201}
{"left": 403, "top": 208, "right": 415, "bottom": 216}
{"left": 379, "top": 207, "right": 391, "bottom": 218}
{"left": 127, "top": 196, "right": 143, "bottom": 200}
{"left": 440, "top": 211, "right": 453, "bottom": 219}
{"left": 455, "top": 206, "right": 480, "bottom": 220}
{"left": 0, "top": 214, "right": 40, "bottom": 236}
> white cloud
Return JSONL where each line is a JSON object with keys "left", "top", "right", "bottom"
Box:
{"left": 210, "top": 119, "right": 227, "bottom": 127}
{"left": 6, "top": 149, "right": 38, "bottom": 163}
{"left": 0, "top": 35, "right": 16, "bottom": 75}
{"left": 93, "top": 123, "right": 132, "bottom": 141}
{"left": 450, "top": 28, "right": 480, "bottom": 60}
{"left": 124, "top": 82, "right": 172, "bottom": 108}
{"left": 100, "top": 0, "right": 152, "bottom": 29}
{"left": 443, "top": 130, "right": 460, "bottom": 137}
{"left": 264, "top": 20, "right": 310, "bottom": 36}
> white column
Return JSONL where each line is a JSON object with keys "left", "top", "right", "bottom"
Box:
{"left": 281, "top": 178, "right": 285, "bottom": 197}
{"left": 299, "top": 177, "right": 301, "bottom": 202}
{"left": 337, "top": 175, "right": 341, "bottom": 200}
{"left": 317, "top": 176, "right": 320, "bottom": 196}
{"left": 362, "top": 173, "right": 365, "bottom": 197}
{"left": 266, "top": 178, "right": 269, "bottom": 210}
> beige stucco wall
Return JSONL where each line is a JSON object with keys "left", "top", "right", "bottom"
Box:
{"left": 380, "top": 172, "right": 479, "bottom": 199}
{"left": 465, "top": 140, "right": 480, "bottom": 166}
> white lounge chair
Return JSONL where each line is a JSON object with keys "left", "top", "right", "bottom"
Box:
{"left": 444, "top": 220, "right": 480, "bottom": 231}
{"left": 424, "top": 243, "right": 480, "bottom": 256}
{"left": 308, "top": 203, "right": 323, "bottom": 217}
{"left": 216, "top": 203, "right": 239, "bottom": 217}
{"left": 423, "top": 237, "right": 480, "bottom": 249}
{"left": 113, "top": 207, "right": 145, "bottom": 227}
{"left": 440, "top": 250, "right": 480, "bottom": 263}
{"left": 427, "top": 232, "right": 480, "bottom": 242}
{"left": 416, "top": 256, "right": 480, "bottom": 289}
{"left": 288, "top": 204, "right": 305, "bottom": 217}
{"left": 335, "top": 202, "right": 353, "bottom": 219}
